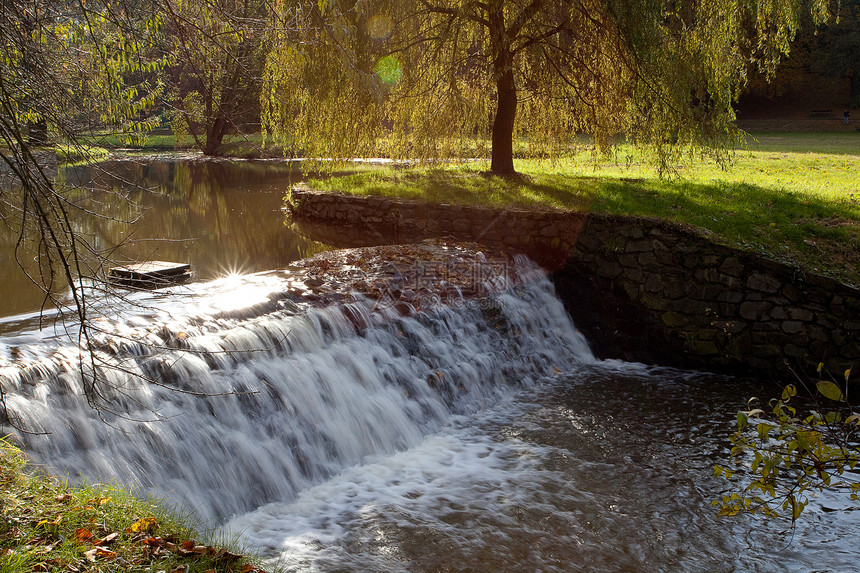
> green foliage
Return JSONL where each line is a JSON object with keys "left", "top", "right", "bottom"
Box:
{"left": 263, "top": 0, "right": 833, "bottom": 174}
{"left": 715, "top": 367, "right": 859, "bottom": 522}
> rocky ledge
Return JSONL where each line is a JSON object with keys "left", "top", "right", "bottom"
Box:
{"left": 287, "top": 186, "right": 860, "bottom": 381}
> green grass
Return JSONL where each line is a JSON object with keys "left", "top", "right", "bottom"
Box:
{"left": 308, "top": 132, "right": 860, "bottom": 287}
{"left": 0, "top": 437, "right": 268, "bottom": 573}
{"left": 82, "top": 132, "right": 291, "bottom": 158}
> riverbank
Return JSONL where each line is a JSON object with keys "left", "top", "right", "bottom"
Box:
{"left": 0, "top": 438, "right": 267, "bottom": 573}
{"left": 304, "top": 132, "right": 860, "bottom": 289}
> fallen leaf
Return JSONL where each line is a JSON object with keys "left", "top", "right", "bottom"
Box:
{"left": 94, "top": 532, "right": 118, "bottom": 545}
{"left": 73, "top": 528, "right": 93, "bottom": 543}
{"left": 55, "top": 494, "right": 73, "bottom": 503}
{"left": 87, "top": 496, "right": 111, "bottom": 507}
{"left": 213, "top": 548, "right": 242, "bottom": 563}
{"left": 128, "top": 517, "right": 158, "bottom": 534}
{"left": 84, "top": 548, "right": 118, "bottom": 562}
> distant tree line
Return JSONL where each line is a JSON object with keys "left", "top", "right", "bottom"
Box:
{"left": 741, "top": 0, "right": 859, "bottom": 110}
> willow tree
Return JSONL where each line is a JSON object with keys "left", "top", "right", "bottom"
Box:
{"left": 263, "top": 0, "right": 831, "bottom": 174}
{"left": 1, "top": 0, "right": 164, "bottom": 313}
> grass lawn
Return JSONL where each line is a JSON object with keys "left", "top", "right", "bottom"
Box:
{"left": 0, "top": 438, "right": 267, "bottom": 573}
{"left": 307, "top": 132, "right": 860, "bottom": 288}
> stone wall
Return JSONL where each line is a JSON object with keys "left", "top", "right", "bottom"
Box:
{"left": 288, "top": 185, "right": 860, "bottom": 380}
{"left": 288, "top": 184, "right": 586, "bottom": 267}
{"left": 555, "top": 215, "right": 860, "bottom": 378}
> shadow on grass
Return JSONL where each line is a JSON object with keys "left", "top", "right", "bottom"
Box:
{"left": 316, "top": 167, "right": 860, "bottom": 285}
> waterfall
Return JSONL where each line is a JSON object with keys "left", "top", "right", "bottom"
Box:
{"left": 0, "top": 254, "right": 593, "bottom": 522}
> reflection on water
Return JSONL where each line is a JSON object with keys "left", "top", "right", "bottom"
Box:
{"left": 0, "top": 157, "right": 329, "bottom": 318}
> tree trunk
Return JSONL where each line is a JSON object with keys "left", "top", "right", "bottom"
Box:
{"left": 491, "top": 66, "right": 517, "bottom": 175}
{"left": 487, "top": 0, "right": 516, "bottom": 175}
{"left": 203, "top": 116, "right": 226, "bottom": 156}
{"left": 850, "top": 68, "right": 859, "bottom": 109}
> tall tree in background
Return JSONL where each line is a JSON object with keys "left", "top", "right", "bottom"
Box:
{"left": 164, "top": 0, "right": 275, "bottom": 155}
{"left": 263, "top": 0, "right": 831, "bottom": 175}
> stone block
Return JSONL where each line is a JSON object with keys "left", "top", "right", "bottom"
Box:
{"left": 718, "top": 292, "right": 744, "bottom": 304}
{"left": 624, "top": 269, "right": 644, "bottom": 282}
{"left": 693, "top": 285, "right": 724, "bottom": 301}
{"left": 750, "top": 345, "right": 782, "bottom": 358}
{"left": 719, "top": 257, "right": 745, "bottom": 277}
{"left": 747, "top": 272, "right": 782, "bottom": 293}
{"left": 618, "top": 254, "right": 638, "bottom": 268}
{"left": 788, "top": 308, "right": 815, "bottom": 322}
{"left": 641, "top": 293, "right": 670, "bottom": 311}
{"left": 719, "top": 274, "right": 741, "bottom": 288}
{"left": 596, "top": 261, "right": 624, "bottom": 279}
{"left": 809, "top": 326, "right": 830, "bottom": 342}
{"left": 692, "top": 340, "right": 720, "bottom": 355}
{"left": 740, "top": 301, "right": 772, "bottom": 320}
{"left": 626, "top": 240, "right": 654, "bottom": 253}
{"left": 666, "top": 280, "right": 689, "bottom": 299}
{"left": 751, "top": 331, "right": 780, "bottom": 345}
{"left": 655, "top": 249, "right": 676, "bottom": 265}
{"left": 638, "top": 252, "right": 658, "bottom": 266}
{"left": 770, "top": 306, "right": 787, "bottom": 320}
{"left": 717, "top": 303, "right": 737, "bottom": 317}
{"left": 694, "top": 268, "right": 720, "bottom": 283}
{"left": 661, "top": 311, "right": 687, "bottom": 327}
{"left": 621, "top": 226, "right": 645, "bottom": 239}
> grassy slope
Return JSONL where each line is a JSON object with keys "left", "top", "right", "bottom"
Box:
{"left": 309, "top": 132, "right": 860, "bottom": 287}
{"left": 0, "top": 438, "right": 266, "bottom": 573}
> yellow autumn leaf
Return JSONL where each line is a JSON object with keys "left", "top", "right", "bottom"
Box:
{"left": 129, "top": 517, "right": 159, "bottom": 534}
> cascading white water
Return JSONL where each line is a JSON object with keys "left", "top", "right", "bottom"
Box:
{"left": 0, "top": 256, "right": 594, "bottom": 521}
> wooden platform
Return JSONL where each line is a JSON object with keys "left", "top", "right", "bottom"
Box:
{"left": 109, "top": 261, "right": 192, "bottom": 289}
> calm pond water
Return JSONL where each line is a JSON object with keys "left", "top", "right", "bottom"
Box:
{"left": 0, "top": 156, "right": 328, "bottom": 321}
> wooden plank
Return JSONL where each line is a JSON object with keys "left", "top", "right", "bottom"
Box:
{"left": 109, "top": 261, "right": 191, "bottom": 279}
{"left": 109, "top": 261, "right": 191, "bottom": 289}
